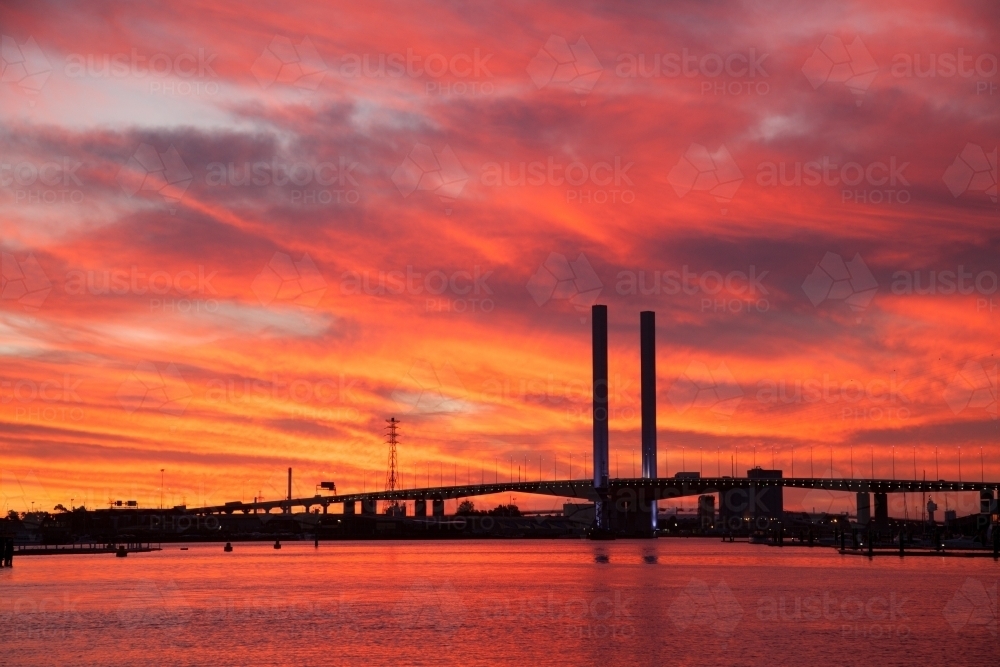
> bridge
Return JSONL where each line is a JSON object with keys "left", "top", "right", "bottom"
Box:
{"left": 185, "top": 306, "right": 999, "bottom": 536}
{"left": 188, "top": 475, "right": 999, "bottom": 519}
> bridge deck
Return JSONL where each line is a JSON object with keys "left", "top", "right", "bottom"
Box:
{"left": 188, "top": 477, "right": 999, "bottom": 515}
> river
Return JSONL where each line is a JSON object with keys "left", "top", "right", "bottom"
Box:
{"left": 2, "top": 539, "right": 996, "bottom": 665}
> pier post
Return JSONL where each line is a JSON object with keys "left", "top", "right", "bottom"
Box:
{"left": 415, "top": 499, "right": 427, "bottom": 517}
{"left": 343, "top": 500, "right": 355, "bottom": 515}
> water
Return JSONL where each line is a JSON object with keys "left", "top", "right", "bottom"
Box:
{"left": 2, "top": 539, "right": 997, "bottom": 666}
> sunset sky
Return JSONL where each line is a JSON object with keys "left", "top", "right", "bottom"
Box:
{"left": 1, "top": 0, "right": 997, "bottom": 515}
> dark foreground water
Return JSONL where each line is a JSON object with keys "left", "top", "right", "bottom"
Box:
{"left": 1, "top": 539, "right": 997, "bottom": 666}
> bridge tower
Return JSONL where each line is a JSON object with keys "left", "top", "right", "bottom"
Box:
{"left": 592, "top": 305, "right": 610, "bottom": 533}
{"left": 640, "top": 310, "right": 658, "bottom": 534}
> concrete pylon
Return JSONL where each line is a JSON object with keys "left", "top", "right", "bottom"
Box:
{"left": 856, "top": 492, "right": 870, "bottom": 526}
{"left": 640, "top": 310, "right": 657, "bottom": 534}
{"left": 874, "top": 492, "right": 889, "bottom": 531}
{"left": 592, "top": 305, "right": 610, "bottom": 533}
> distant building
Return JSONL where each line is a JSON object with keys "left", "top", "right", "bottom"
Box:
{"left": 564, "top": 503, "right": 595, "bottom": 525}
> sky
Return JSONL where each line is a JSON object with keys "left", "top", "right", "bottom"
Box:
{"left": 0, "top": 0, "right": 997, "bottom": 516}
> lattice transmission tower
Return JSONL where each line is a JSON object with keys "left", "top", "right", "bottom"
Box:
{"left": 384, "top": 417, "right": 401, "bottom": 514}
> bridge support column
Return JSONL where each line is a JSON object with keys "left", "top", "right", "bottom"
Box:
{"left": 980, "top": 490, "right": 996, "bottom": 534}
{"left": 856, "top": 492, "right": 870, "bottom": 527}
{"left": 980, "top": 489, "right": 996, "bottom": 515}
{"left": 343, "top": 500, "right": 355, "bottom": 515}
{"left": 415, "top": 499, "right": 427, "bottom": 517}
{"left": 432, "top": 499, "right": 445, "bottom": 517}
{"left": 640, "top": 310, "right": 657, "bottom": 536}
{"left": 720, "top": 487, "right": 749, "bottom": 534}
{"left": 591, "top": 304, "right": 610, "bottom": 535}
{"left": 361, "top": 499, "right": 376, "bottom": 515}
{"left": 874, "top": 493, "right": 889, "bottom": 532}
